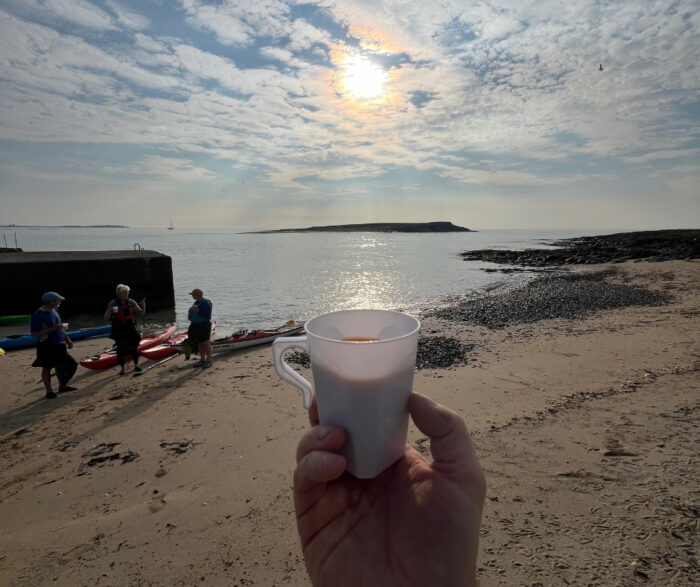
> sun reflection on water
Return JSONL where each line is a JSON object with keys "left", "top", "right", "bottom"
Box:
{"left": 326, "top": 236, "right": 401, "bottom": 310}
{"left": 329, "top": 270, "right": 399, "bottom": 310}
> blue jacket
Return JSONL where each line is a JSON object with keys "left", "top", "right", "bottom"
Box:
{"left": 188, "top": 298, "right": 212, "bottom": 323}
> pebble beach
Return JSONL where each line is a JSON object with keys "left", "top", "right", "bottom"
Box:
{"left": 0, "top": 259, "right": 698, "bottom": 585}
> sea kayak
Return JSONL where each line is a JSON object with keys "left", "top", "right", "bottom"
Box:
{"left": 80, "top": 325, "right": 177, "bottom": 370}
{"left": 140, "top": 323, "right": 216, "bottom": 361}
{"left": 175, "top": 321, "right": 304, "bottom": 355}
{"left": 0, "top": 325, "right": 112, "bottom": 352}
{"left": 0, "top": 315, "right": 31, "bottom": 325}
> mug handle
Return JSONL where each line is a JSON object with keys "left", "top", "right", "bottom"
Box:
{"left": 272, "top": 336, "right": 313, "bottom": 409}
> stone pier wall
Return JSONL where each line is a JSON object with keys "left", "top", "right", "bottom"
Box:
{"left": 0, "top": 250, "right": 175, "bottom": 315}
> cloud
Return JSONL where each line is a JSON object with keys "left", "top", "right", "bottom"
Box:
{"left": 20, "top": 0, "right": 118, "bottom": 31}
{"left": 0, "top": 12, "right": 182, "bottom": 103}
{"left": 259, "top": 46, "right": 306, "bottom": 69}
{"left": 181, "top": 0, "right": 292, "bottom": 47}
{"left": 0, "top": 1, "right": 698, "bottom": 227}
{"left": 287, "top": 18, "right": 331, "bottom": 52}
{"left": 106, "top": 0, "right": 150, "bottom": 31}
{"left": 130, "top": 155, "right": 220, "bottom": 182}
{"left": 624, "top": 149, "right": 700, "bottom": 163}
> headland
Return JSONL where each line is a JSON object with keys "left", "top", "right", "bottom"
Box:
{"left": 462, "top": 228, "right": 699, "bottom": 267}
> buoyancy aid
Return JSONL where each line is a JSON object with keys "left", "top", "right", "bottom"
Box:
{"left": 112, "top": 299, "right": 136, "bottom": 323}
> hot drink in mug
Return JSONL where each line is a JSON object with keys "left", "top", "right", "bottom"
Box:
{"left": 272, "top": 309, "right": 420, "bottom": 478}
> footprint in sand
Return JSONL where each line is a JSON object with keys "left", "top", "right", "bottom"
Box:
{"left": 148, "top": 493, "right": 166, "bottom": 513}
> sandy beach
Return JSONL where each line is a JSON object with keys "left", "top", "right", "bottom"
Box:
{"left": 0, "top": 260, "right": 697, "bottom": 586}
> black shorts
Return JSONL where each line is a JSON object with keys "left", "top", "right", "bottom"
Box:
{"left": 32, "top": 341, "right": 68, "bottom": 368}
{"left": 111, "top": 322, "right": 141, "bottom": 347}
{"left": 188, "top": 321, "right": 212, "bottom": 344}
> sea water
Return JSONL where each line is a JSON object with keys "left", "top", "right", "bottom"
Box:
{"left": 2, "top": 226, "right": 621, "bottom": 334}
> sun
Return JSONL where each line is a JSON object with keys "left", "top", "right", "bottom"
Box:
{"left": 342, "top": 55, "right": 386, "bottom": 100}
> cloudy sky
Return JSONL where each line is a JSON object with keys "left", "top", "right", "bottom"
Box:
{"left": 0, "top": 0, "right": 698, "bottom": 229}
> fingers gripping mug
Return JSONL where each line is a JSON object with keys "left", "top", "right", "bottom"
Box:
{"left": 272, "top": 309, "right": 420, "bottom": 478}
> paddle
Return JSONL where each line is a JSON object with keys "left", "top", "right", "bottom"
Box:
{"left": 132, "top": 352, "right": 181, "bottom": 377}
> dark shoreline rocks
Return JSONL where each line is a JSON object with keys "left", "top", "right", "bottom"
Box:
{"left": 416, "top": 336, "right": 475, "bottom": 369}
{"left": 247, "top": 221, "right": 473, "bottom": 234}
{"left": 284, "top": 335, "right": 475, "bottom": 371}
{"left": 426, "top": 269, "right": 671, "bottom": 329}
{"left": 462, "top": 229, "right": 699, "bottom": 267}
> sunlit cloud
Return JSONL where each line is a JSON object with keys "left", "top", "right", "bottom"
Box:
{"left": 341, "top": 54, "right": 387, "bottom": 99}
{"left": 0, "top": 0, "right": 698, "bottom": 228}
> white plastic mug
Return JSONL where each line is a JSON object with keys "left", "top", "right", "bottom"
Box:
{"left": 272, "top": 309, "right": 420, "bottom": 479}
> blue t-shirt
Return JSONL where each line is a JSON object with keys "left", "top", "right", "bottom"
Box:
{"left": 188, "top": 298, "right": 212, "bottom": 323}
{"left": 31, "top": 308, "right": 65, "bottom": 344}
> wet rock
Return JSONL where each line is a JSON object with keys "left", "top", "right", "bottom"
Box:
{"left": 462, "top": 229, "right": 699, "bottom": 267}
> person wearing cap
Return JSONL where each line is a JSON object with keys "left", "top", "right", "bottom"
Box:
{"left": 186, "top": 288, "right": 213, "bottom": 367}
{"left": 104, "top": 284, "right": 146, "bottom": 375}
{"left": 30, "top": 292, "right": 78, "bottom": 399}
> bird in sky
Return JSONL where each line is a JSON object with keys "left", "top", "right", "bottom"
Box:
{"left": 599, "top": 64, "right": 604, "bottom": 71}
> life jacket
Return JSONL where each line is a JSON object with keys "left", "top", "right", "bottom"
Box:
{"left": 112, "top": 299, "right": 136, "bottom": 323}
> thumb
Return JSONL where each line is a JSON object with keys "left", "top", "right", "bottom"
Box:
{"left": 408, "top": 393, "right": 481, "bottom": 475}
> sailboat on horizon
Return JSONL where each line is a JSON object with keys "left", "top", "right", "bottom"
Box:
{"left": 168, "top": 217, "right": 174, "bottom": 231}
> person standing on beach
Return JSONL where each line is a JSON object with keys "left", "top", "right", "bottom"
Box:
{"left": 187, "top": 288, "right": 213, "bottom": 368}
{"left": 30, "top": 291, "right": 78, "bottom": 399}
{"left": 294, "top": 393, "right": 486, "bottom": 586}
{"left": 104, "top": 284, "right": 145, "bottom": 375}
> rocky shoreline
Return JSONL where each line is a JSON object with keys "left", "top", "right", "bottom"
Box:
{"left": 462, "top": 229, "right": 699, "bottom": 267}
{"left": 426, "top": 269, "right": 671, "bottom": 329}
{"left": 286, "top": 266, "right": 673, "bottom": 371}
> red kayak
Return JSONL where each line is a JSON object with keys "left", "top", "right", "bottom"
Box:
{"left": 140, "top": 323, "right": 216, "bottom": 361}
{"left": 80, "top": 325, "right": 177, "bottom": 371}
{"left": 174, "top": 321, "right": 304, "bottom": 355}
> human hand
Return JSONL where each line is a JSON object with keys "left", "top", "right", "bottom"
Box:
{"left": 66, "top": 340, "right": 73, "bottom": 350}
{"left": 294, "top": 393, "right": 486, "bottom": 587}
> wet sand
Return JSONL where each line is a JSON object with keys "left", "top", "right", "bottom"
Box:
{"left": 0, "top": 260, "right": 697, "bottom": 585}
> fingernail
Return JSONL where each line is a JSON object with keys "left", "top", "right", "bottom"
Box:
{"left": 318, "top": 452, "right": 334, "bottom": 469}
{"left": 316, "top": 425, "right": 333, "bottom": 441}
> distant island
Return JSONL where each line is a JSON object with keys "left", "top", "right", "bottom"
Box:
{"left": 248, "top": 221, "right": 474, "bottom": 234}
{"left": 0, "top": 225, "right": 130, "bottom": 228}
